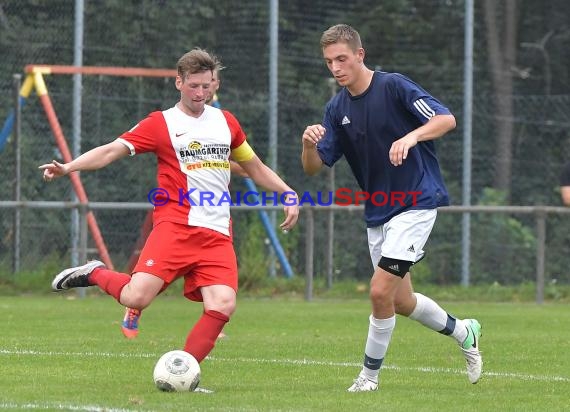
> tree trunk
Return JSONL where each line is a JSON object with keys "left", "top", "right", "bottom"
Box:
{"left": 483, "top": 0, "right": 518, "bottom": 201}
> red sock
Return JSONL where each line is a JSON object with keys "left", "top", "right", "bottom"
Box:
{"left": 184, "top": 310, "right": 229, "bottom": 362}
{"left": 89, "top": 268, "right": 131, "bottom": 302}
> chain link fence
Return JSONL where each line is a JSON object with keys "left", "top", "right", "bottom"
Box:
{"left": 1, "top": 0, "right": 570, "bottom": 287}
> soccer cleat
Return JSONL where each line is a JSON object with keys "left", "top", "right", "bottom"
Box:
{"left": 347, "top": 375, "right": 378, "bottom": 392}
{"left": 121, "top": 307, "right": 141, "bottom": 339}
{"left": 51, "top": 260, "right": 105, "bottom": 291}
{"left": 460, "top": 318, "right": 483, "bottom": 384}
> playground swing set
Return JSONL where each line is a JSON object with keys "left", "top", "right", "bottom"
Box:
{"left": 1, "top": 64, "right": 293, "bottom": 277}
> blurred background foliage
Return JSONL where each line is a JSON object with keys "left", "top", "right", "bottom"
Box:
{"left": 1, "top": 0, "right": 569, "bottom": 288}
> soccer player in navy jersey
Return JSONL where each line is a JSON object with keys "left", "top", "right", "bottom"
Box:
{"left": 208, "top": 66, "right": 248, "bottom": 178}
{"left": 301, "top": 24, "right": 482, "bottom": 392}
{"left": 208, "top": 64, "right": 222, "bottom": 109}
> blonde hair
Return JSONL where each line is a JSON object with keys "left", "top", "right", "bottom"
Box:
{"left": 320, "top": 24, "right": 362, "bottom": 52}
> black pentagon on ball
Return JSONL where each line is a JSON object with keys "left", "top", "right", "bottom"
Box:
{"left": 155, "top": 380, "right": 176, "bottom": 392}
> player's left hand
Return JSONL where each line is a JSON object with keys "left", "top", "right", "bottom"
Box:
{"left": 280, "top": 192, "right": 299, "bottom": 232}
{"left": 389, "top": 134, "right": 418, "bottom": 166}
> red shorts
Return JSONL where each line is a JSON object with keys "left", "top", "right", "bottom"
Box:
{"left": 133, "top": 221, "right": 238, "bottom": 301}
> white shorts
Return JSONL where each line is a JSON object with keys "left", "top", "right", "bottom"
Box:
{"left": 367, "top": 209, "right": 437, "bottom": 269}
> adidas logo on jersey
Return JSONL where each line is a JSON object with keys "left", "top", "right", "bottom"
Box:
{"left": 407, "top": 245, "right": 415, "bottom": 253}
{"left": 341, "top": 116, "right": 351, "bottom": 125}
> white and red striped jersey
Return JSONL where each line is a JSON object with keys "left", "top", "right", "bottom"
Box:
{"left": 117, "top": 104, "right": 247, "bottom": 235}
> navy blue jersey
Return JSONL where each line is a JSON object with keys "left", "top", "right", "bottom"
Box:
{"left": 317, "top": 71, "right": 450, "bottom": 227}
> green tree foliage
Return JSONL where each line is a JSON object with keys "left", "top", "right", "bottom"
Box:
{"left": 1, "top": 0, "right": 569, "bottom": 285}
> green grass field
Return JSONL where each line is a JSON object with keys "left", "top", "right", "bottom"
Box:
{"left": 1, "top": 295, "right": 569, "bottom": 411}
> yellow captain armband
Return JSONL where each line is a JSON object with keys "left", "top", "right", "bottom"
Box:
{"left": 231, "top": 141, "right": 255, "bottom": 162}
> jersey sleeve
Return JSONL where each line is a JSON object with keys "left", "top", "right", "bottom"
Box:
{"left": 317, "top": 101, "right": 344, "bottom": 167}
{"left": 116, "top": 111, "right": 165, "bottom": 155}
{"left": 221, "top": 110, "right": 247, "bottom": 149}
{"left": 392, "top": 73, "right": 451, "bottom": 124}
{"left": 231, "top": 141, "right": 255, "bottom": 162}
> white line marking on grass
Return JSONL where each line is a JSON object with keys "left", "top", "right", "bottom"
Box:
{"left": 0, "top": 402, "right": 151, "bottom": 411}
{"left": 0, "top": 348, "right": 156, "bottom": 358}
{"left": 2, "top": 348, "right": 569, "bottom": 383}
{"left": 208, "top": 356, "right": 570, "bottom": 383}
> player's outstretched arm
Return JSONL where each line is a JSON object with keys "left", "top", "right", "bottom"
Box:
{"left": 301, "top": 124, "right": 325, "bottom": 176}
{"left": 39, "top": 140, "right": 130, "bottom": 182}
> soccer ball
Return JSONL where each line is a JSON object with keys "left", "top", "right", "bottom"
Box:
{"left": 153, "top": 350, "right": 201, "bottom": 392}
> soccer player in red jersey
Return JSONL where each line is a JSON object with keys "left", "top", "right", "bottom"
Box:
{"left": 120, "top": 59, "right": 246, "bottom": 340}
{"left": 41, "top": 49, "right": 299, "bottom": 387}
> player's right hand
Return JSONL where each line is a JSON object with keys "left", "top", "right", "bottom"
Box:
{"left": 302, "top": 124, "right": 326, "bottom": 146}
{"left": 38, "top": 160, "right": 69, "bottom": 182}
{"left": 280, "top": 192, "right": 299, "bottom": 232}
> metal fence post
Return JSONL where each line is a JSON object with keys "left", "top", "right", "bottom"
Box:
{"left": 326, "top": 78, "right": 338, "bottom": 289}
{"left": 304, "top": 207, "right": 314, "bottom": 301}
{"left": 326, "top": 170, "right": 334, "bottom": 289}
{"left": 535, "top": 209, "right": 546, "bottom": 304}
{"left": 77, "top": 202, "right": 89, "bottom": 298}
{"left": 12, "top": 74, "right": 22, "bottom": 274}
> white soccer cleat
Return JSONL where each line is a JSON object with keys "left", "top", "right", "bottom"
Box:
{"left": 460, "top": 318, "right": 483, "bottom": 384}
{"left": 347, "top": 375, "right": 378, "bottom": 392}
{"left": 51, "top": 260, "right": 105, "bottom": 291}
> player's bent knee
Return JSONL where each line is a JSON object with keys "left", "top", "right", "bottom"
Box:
{"left": 394, "top": 298, "right": 415, "bottom": 316}
{"left": 369, "top": 284, "right": 390, "bottom": 302}
{"left": 201, "top": 285, "right": 237, "bottom": 316}
{"left": 378, "top": 256, "right": 413, "bottom": 278}
{"left": 120, "top": 286, "right": 156, "bottom": 310}
{"left": 207, "top": 299, "right": 236, "bottom": 317}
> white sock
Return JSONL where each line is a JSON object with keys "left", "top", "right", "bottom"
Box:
{"left": 361, "top": 315, "right": 396, "bottom": 382}
{"left": 408, "top": 293, "right": 467, "bottom": 344}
